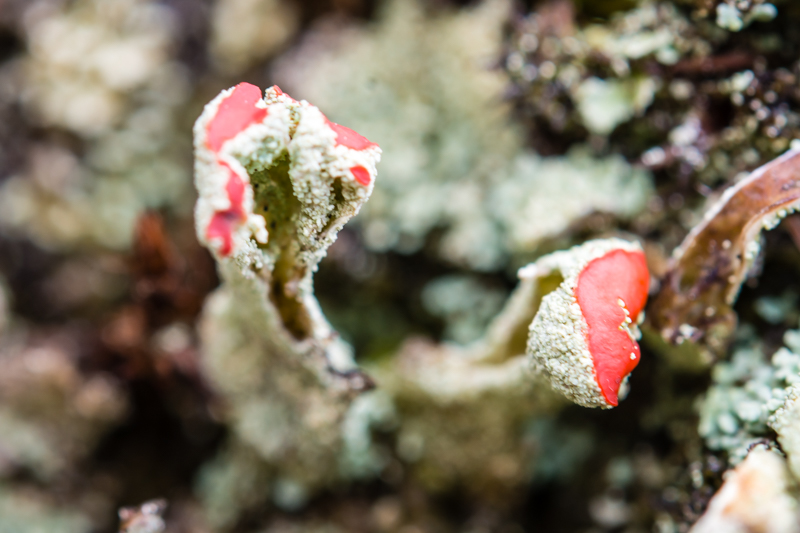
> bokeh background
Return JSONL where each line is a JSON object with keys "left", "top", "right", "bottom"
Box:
{"left": 1, "top": 0, "right": 800, "bottom": 531}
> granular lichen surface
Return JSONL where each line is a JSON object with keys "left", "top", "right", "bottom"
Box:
{"left": 2, "top": 0, "right": 800, "bottom": 532}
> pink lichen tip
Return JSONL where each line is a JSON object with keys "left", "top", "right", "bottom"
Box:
{"left": 524, "top": 238, "right": 650, "bottom": 409}
{"left": 193, "top": 82, "right": 381, "bottom": 259}
{"left": 325, "top": 117, "right": 379, "bottom": 151}
{"left": 206, "top": 82, "right": 268, "bottom": 152}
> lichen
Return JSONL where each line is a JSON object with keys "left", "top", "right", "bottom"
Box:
{"left": 715, "top": 1, "right": 778, "bottom": 32}
{"left": 195, "top": 443, "right": 272, "bottom": 529}
{"left": 574, "top": 76, "right": 658, "bottom": 135}
{"left": 276, "top": 0, "right": 654, "bottom": 270}
{"left": 358, "top": 238, "right": 648, "bottom": 500}
{"left": 0, "top": 486, "right": 91, "bottom": 533}
{"left": 507, "top": 0, "right": 800, "bottom": 190}
{"left": 493, "top": 149, "right": 652, "bottom": 256}
{"left": 338, "top": 390, "right": 397, "bottom": 479}
{"left": 209, "top": 0, "right": 298, "bottom": 74}
{"left": 525, "top": 238, "right": 648, "bottom": 408}
{"left": 421, "top": 275, "right": 507, "bottom": 344}
{"left": 118, "top": 500, "right": 167, "bottom": 533}
{"left": 698, "top": 325, "right": 800, "bottom": 463}
{"left": 754, "top": 290, "right": 799, "bottom": 325}
{"left": 3, "top": 0, "right": 800, "bottom": 530}
{"left": 0, "top": 331, "right": 128, "bottom": 480}
{"left": 193, "top": 83, "right": 381, "bottom": 520}
{"left": 0, "top": 0, "right": 190, "bottom": 249}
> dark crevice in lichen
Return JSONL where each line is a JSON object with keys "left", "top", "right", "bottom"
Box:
{"left": 249, "top": 155, "right": 313, "bottom": 340}
{"left": 318, "top": 178, "right": 345, "bottom": 240}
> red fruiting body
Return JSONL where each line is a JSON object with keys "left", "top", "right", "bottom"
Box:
{"left": 272, "top": 85, "right": 296, "bottom": 102}
{"left": 349, "top": 166, "right": 371, "bottom": 186}
{"left": 325, "top": 118, "right": 378, "bottom": 151}
{"left": 206, "top": 82, "right": 268, "bottom": 152}
{"left": 204, "top": 82, "right": 267, "bottom": 256}
{"left": 575, "top": 249, "right": 649, "bottom": 406}
{"left": 201, "top": 82, "right": 379, "bottom": 257}
{"left": 206, "top": 164, "right": 247, "bottom": 256}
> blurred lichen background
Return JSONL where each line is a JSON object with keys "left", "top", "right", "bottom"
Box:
{"left": 2, "top": 0, "right": 800, "bottom": 531}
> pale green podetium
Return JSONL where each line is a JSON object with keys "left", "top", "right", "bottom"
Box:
{"left": 192, "top": 85, "right": 382, "bottom": 522}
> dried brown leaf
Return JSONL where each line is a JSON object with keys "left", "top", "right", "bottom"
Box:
{"left": 650, "top": 149, "right": 800, "bottom": 360}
